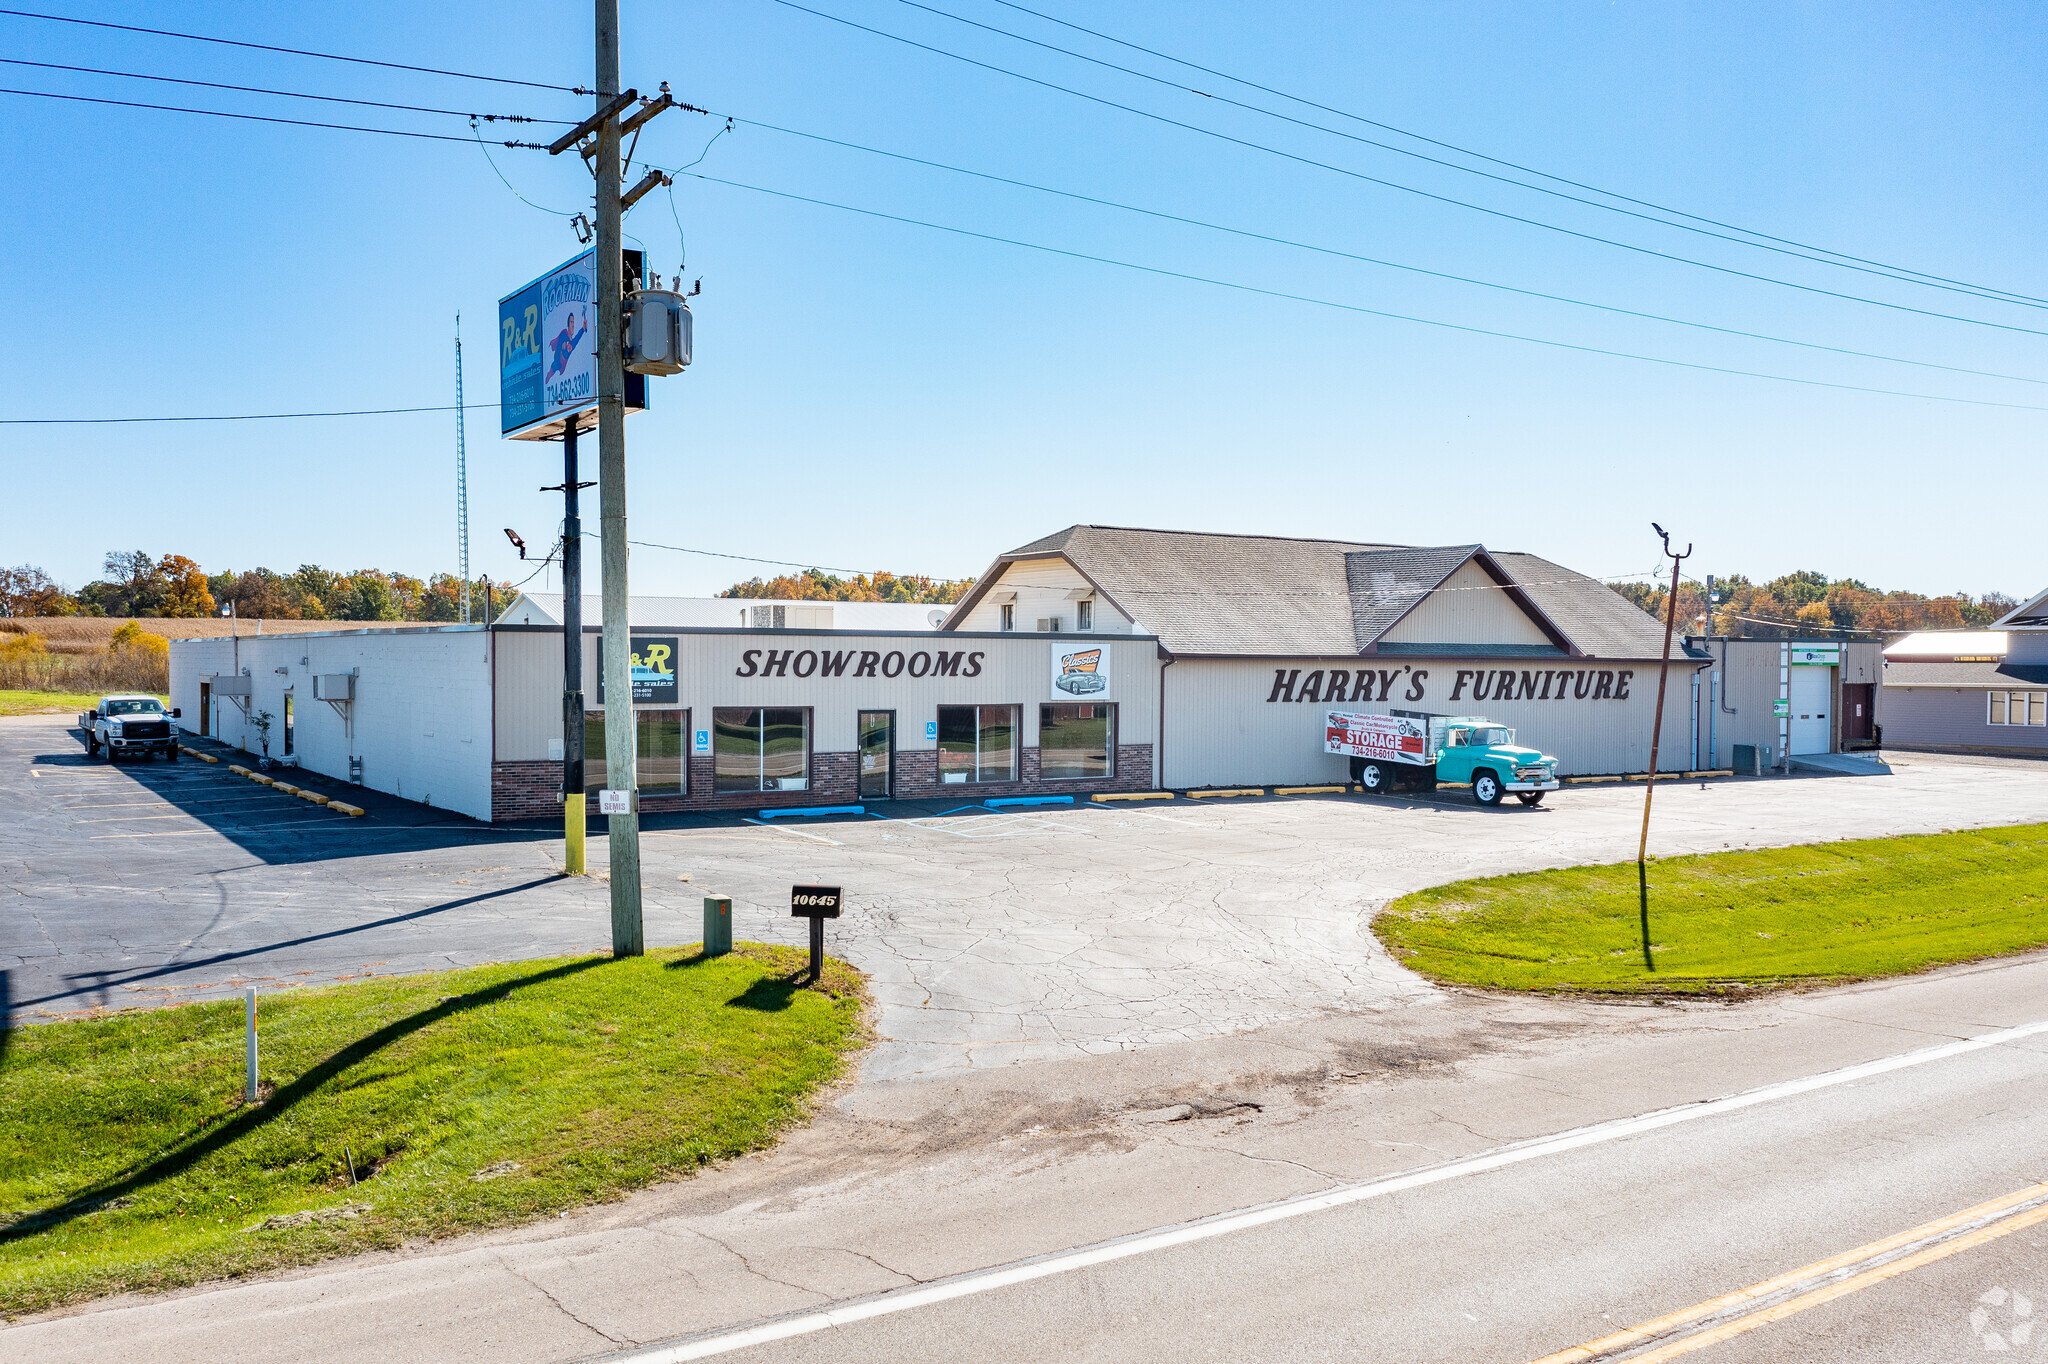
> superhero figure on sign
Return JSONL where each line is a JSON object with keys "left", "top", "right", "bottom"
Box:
{"left": 545, "top": 308, "right": 589, "bottom": 380}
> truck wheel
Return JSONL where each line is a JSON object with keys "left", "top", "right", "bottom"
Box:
{"left": 166, "top": 744, "right": 179, "bottom": 763}
{"left": 1472, "top": 770, "right": 1503, "bottom": 806}
{"left": 1516, "top": 791, "right": 1544, "bottom": 806}
{"left": 1358, "top": 761, "right": 1386, "bottom": 793}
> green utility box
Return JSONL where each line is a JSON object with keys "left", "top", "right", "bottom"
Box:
{"left": 702, "top": 896, "right": 733, "bottom": 957}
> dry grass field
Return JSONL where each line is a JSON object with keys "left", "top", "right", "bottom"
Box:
{"left": 0, "top": 617, "right": 416, "bottom": 655}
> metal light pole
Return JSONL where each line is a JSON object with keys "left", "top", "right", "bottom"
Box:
{"left": 555, "top": 423, "right": 589, "bottom": 875}
{"left": 594, "top": 0, "right": 643, "bottom": 954}
{"left": 1636, "top": 523, "right": 1692, "bottom": 973}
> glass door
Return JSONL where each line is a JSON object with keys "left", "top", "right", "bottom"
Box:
{"left": 283, "top": 694, "right": 294, "bottom": 756}
{"left": 858, "top": 711, "right": 893, "bottom": 798}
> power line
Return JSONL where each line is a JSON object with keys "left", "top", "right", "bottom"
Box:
{"left": 0, "top": 8, "right": 584, "bottom": 94}
{"left": 720, "top": 111, "right": 2046, "bottom": 387}
{"left": 675, "top": 167, "right": 2048, "bottom": 413}
{"left": 887, "top": 0, "right": 2044, "bottom": 310}
{"left": 0, "top": 404, "right": 501, "bottom": 425}
{"left": 972, "top": 0, "right": 2048, "bottom": 310}
{"left": 0, "top": 86, "right": 548, "bottom": 146}
{"left": 472, "top": 118, "right": 584, "bottom": 217}
{"left": 0, "top": 56, "right": 565, "bottom": 122}
{"left": 765, "top": 0, "right": 2048, "bottom": 339}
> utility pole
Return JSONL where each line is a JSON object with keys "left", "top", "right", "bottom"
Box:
{"left": 594, "top": 0, "right": 643, "bottom": 955}
{"left": 1636, "top": 522, "right": 1691, "bottom": 974}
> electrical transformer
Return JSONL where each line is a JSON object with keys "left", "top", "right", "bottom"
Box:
{"left": 624, "top": 288, "right": 692, "bottom": 376}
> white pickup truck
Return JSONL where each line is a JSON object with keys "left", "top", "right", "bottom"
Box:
{"left": 80, "top": 694, "right": 183, "bottom": 762}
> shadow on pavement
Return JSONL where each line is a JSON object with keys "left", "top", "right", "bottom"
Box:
{"left": 0, "top": 956, "right": 608, "bottom": 1244}
{"left": 19, "top": 878, "right": 564, "bottom": 1014}
{"left": 30, "top": 730, "right": 561, "bottom": 866}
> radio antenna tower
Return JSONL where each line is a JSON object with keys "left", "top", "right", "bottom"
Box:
{"left": 455, "top": 314, "right": 472, "bottom": 624}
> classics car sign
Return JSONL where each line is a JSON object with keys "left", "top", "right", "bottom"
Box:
{"left": 1051, "top": 645, "right": 1109, "bottom": 700}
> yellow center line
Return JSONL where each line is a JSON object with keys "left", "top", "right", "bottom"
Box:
{"left": 1530, "top": 1182, "right": 2048, "bottom": 1363}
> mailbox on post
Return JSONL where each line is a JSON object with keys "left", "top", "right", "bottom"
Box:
{"left": 790, "top": 884, "right": 842, "bottom": 980}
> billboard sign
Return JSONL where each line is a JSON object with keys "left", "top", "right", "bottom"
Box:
{"left": 1051, "top": 645, "right": 1109, "bottom": 699}
{"left": 1323, "top": 711, "right": 1429, "bottom": 766}
{"left": 500, "top": 252, "right": 595, "bottom": 438}
{"left": 499, "top": 250, "right": 648, "bottom": 440}
{"left": 595, "top": 635, "right": 679, "bottom": 705}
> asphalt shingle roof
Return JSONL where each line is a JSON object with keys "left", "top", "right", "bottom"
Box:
{"left": 980, "top": 526, "right": 1675, "bottom": 659}
{"left": 1884, "top": 661, "right": 2048, "bottom": 687}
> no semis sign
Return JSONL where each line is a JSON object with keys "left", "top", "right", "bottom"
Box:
{"left": 790, "top": 885, "right": 843, "bottom": 919}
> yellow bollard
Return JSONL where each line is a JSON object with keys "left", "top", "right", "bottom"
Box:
{"left": 564, "top": 791, "right": 586, "bottom": 876}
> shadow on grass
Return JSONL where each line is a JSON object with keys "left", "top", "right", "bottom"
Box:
{"left": 0, "top": 956, "right": 609, "bottom": 1244}
{"left": 724, "top": 974, "right": 805, "bottom": 1013}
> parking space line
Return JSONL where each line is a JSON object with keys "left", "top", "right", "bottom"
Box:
{"left": 90, "top": 830, "right": 218, "bottom": 838}
{"left": 74, "top": 814, "right": 200, "bottom": 824}
{"left": 741, "top": 818, "right": 843, "bottom": 846}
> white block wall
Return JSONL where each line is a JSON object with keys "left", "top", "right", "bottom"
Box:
{"left": 169, "top": 627, "right": 495, "bottom": 821}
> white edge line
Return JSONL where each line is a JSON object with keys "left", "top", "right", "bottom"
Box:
{"left": 740, "top": 818, "right": 842, "bottom": 846}
{"left": 603, "top": 1017, "right": 2048, "bottom": 1363}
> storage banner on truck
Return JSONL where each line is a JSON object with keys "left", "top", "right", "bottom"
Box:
{"left": 1323, "top": 711, "right": 1428, "bottom": 765}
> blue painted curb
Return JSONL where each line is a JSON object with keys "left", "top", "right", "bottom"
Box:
{"left": 983, "top": 795, "right": 1074, "bottom": 809}
{"left": 756, "top": 805, "right": 865, "bottom": 819}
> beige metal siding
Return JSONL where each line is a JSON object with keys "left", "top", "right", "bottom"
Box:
{"left": 1162, "top": 657, "right": 1704, "bottom": 787}
{"left": 954, "top": 558, "right": 1134, "bottom": 635}
{"left": 494, "top": 629, "right": 1161, "bottom": 760}
{"left": 1683, "top": 641, "right": 1883, "bottom": 767}
{"left": 1378, "top": 560, "right": 1554, "bottom": 646}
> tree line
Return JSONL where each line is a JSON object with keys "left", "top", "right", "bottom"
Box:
{"left": 1611, "top": 570, "right": 2019, "bottom": 640}
{"left": 0, "top": 552, "right": 493, "bottom": 622}
{"left": 719, "top": 567, "right": 974, "bottom": 604}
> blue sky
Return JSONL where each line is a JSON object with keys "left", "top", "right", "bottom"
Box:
{"left": 3, "top": 1, "right": 2044, "bottom": 601}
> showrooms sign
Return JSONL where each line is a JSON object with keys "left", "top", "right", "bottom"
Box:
{"left": 735, "top": 647, "right": 987, "bottom": 679}
{"left": 1264, "top": 665, "right": 1639, "bottom": 704}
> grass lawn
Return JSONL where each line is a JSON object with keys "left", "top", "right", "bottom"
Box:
{"left": 1375, "top": 823, "right": 2048, "bottom": 996}
{"left": 0, "top": 690, "right": 163, "bottom": 717}
{"left": 0, "top": 944, "right": 867, "bottom": 1317}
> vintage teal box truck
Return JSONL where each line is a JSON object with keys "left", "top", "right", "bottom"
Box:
{"left": 1324, "top": 711, "right": 1561, "bottom": 806}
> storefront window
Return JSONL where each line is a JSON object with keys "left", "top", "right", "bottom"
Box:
{"left": 714, "top": 707, "right": 811, "bottom": 792}
{"left": 582, "top": 708, "right": 688, "bottom": 794}
{"left": 937, "top": 705, "right": 1015, "bottom": 783}
{"left": 1039, "top": 703, "right": 1114, "bottom": 779}
{"left": 639, "top": 710, "right": 686, "bottom": 793}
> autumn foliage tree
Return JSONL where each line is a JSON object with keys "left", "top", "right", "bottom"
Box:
{"left": 719, "top": 567, "right": 973, "bottom": 604}
{"left": 1616, "top": 569, "right": 2016, "bottom": 640}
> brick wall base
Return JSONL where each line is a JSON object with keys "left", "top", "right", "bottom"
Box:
{"left": 489, "top": 745, "right": 1154, "bottom": 822}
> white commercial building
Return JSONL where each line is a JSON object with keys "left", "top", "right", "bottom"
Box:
{"left": 172, "top": 526, "right": 1738, "bottom": 823}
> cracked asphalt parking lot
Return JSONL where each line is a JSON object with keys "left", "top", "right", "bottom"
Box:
{"left": 7, "top": 713, "right": 2048, "bottom": 1081}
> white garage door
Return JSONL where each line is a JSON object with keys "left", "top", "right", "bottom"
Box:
{"left": 1790, "top": 666, "right": 1832, "bottom": 754}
